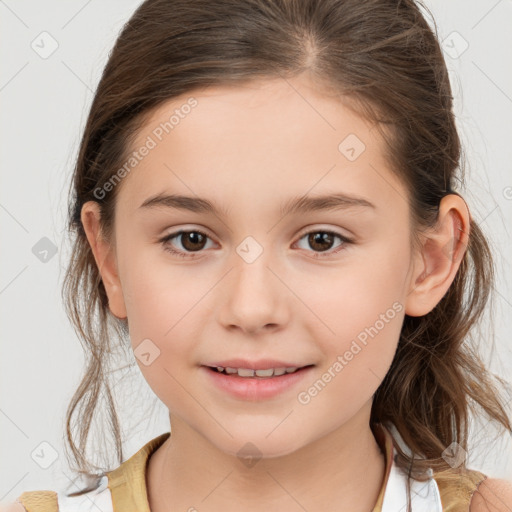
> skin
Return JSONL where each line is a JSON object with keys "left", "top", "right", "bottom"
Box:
{"left": 80, "top": 73, "right": 473, "bottom": 512}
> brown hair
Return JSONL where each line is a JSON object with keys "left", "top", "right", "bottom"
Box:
{"left": 61, "top": 0, "right": 511, "bottom": 508}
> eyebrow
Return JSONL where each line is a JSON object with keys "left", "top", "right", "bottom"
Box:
{"left": 138, "top": 192, "right": 376, "bottom": 218}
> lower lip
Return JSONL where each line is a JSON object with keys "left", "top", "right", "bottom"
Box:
{"left": 201, "top": 365, "right": 314, "bottom": 401}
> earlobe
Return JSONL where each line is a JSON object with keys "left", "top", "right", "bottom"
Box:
{"left": 80, "top": 201, "right": 127, "bottom": 319}
{"left": 405, "top": 194, "right": 470, "bottom": 317}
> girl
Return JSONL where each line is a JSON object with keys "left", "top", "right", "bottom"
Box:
{"left": 5, "top": 0, "right": 512, "bottom": 510}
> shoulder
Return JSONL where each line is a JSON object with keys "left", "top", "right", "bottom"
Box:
{"left": 0, "top": 502, "right": 26, "bottom": 512}
{"left": 470, "top": 477, "right": 512, "bottom": 511}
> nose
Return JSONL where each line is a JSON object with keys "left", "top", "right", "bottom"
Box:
{"left": 216, "top": 252, "right": 289, "bottom": 335}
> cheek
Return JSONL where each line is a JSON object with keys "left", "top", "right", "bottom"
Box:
{"left": 304, "top": 243, "right": 409, "bottom": 395}
{"left": 119, "top": 246, "right": 225, "bottom": 386}
{"left": 311, "top": 241, "right": 408, "bottom": 331}
{"left": 121, "top": 246, "right": 208, "bottom": 337}
{"left": 295, "top": 295, "right": 403, "bottom": 430}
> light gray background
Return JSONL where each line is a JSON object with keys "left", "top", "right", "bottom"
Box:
{"left": 1, "top": 0, "right": 511, "bottom": 502}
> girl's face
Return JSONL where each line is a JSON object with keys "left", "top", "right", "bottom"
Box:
{"left": 87, "top": 75, "right": 429, "bottom": 457}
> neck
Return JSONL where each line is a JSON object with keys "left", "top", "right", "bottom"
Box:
{"left": 147, "top": 403, "right": 385, "bottom": 512}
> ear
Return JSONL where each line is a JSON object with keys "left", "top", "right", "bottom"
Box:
{"left": 405, "top": 194, "right": 471, "bottom": 317}
{"left": 81, "top": 201, "right": 127, "bottom": 319}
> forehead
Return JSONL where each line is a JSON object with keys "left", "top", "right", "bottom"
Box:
{"left": 119, "top": 76, "right": 408, "bottom": 218}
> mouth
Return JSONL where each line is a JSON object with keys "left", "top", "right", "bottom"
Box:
{"left": 203, "top": 364, "right": 315, "bottom": 379}
{"left": 201, "top": 363, "right": 316, "bottom": 400}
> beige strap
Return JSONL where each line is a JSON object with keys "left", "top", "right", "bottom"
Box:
{"left": 468, "top": 471, "right": 488, "bottom": 506}
{"left": 16, "top": 491, "right": 59, "bottom": 512}
{"left": 106, "top": 432, "right": 170, "bottom": 512}
{"left": 434, "top": 468, "right": 488, "bottom": 511}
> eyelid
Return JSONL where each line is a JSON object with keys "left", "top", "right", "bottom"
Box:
{"left": 295, "top": 224, "right": 354, "bottom": 241}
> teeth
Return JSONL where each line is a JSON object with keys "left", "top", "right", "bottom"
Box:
{"left": 255, "top": 368, "right": 274, "bottom": 377}
{"left": 214, "top": 366, "right": 301, "bottom": 377}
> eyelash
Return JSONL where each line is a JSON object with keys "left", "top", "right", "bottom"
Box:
{"left": 159, "top": 228, "right": 354, "bottom": 259}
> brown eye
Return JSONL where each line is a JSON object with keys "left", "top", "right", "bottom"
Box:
{"left": 160, "top": 229, "right": 213, "bottom": 258}
{"left": 307, "top": 232, "right": 336, "bottom": 252}
{"left": 295, "top": 230, "right": 353, "bottom": 258}
{"left": 179, "top": 231, "right": 208, "bottom": 251}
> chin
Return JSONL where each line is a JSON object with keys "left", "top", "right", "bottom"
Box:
{"left": 208, "top": 429, "right": 308, "bottom": 461}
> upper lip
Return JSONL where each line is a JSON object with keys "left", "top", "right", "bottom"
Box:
{"left": 203, "top": 359, "right": 311, "bottom": 370}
